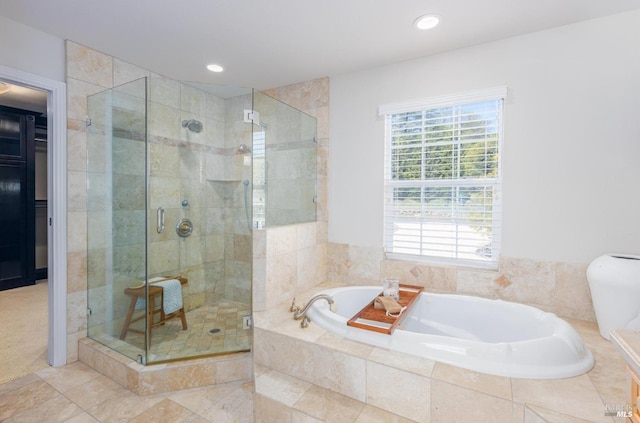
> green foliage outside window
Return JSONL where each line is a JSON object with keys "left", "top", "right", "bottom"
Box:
{"left": 389, "top": 100, "right": 500, "bottom": 235}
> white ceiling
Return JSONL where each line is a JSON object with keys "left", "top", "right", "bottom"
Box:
{"left": 1, "top": 0, "right": 640, "bottom": 90}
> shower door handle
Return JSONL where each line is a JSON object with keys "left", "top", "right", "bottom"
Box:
{"left": 157, "top": 207, "right": 165, "bottom": 233}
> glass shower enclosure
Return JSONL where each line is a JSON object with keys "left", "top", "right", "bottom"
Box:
{"left": 86, "top": 76, "right": 317, "bottom": 365}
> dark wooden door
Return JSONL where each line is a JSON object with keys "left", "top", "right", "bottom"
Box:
{"left": 0, "top": 109, "right": 35, "bottom": 290}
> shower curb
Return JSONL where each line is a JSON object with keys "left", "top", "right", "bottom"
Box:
{"left": 78, "top": 338, "right": 252, "bottom": 395}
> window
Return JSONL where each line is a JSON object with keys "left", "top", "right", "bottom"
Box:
{"left": 380, "top": 87, "right": 506, "bottom": 268}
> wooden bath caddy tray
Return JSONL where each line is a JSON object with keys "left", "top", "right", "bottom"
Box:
{"left": 347, "top": 284, "right": 424, "bottom": 335}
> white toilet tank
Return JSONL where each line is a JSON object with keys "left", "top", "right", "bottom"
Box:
{"left": 587, "top": 254, "right": 640, "bottom": 340}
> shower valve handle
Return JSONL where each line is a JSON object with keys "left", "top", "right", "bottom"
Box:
{"left": 157, "top": 207, "right": 165, "bottom": 233}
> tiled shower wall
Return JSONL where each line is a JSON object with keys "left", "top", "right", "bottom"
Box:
{"left": 144, "top": 79, "right": 253, "bottom": 310}
{"left": 85, "top": 78, "right": 147, "bottom": 329}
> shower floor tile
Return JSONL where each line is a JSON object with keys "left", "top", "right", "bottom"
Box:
{"left": 89, "top": 299, "right": 251, "bottom": 363}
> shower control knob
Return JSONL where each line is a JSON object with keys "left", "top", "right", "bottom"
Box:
{"left": 176, "top": 218, "right": 193, "bottom": 238}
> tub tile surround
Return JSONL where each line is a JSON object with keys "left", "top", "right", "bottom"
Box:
{"left": 328, "top": 243, "right": 596, "bottom": 323}
{"left": 253, "top": 283, "right": 628, "bottom": 423}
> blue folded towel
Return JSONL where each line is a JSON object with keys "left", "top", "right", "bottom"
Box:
{"left": 155, "top": 279, "right": 183, "bottom": 314}
{"left": 134, "top": 278, "right": 183, "bottom": 314}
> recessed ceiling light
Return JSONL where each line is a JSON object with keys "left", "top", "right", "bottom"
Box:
{"left": 206, "top": 64, "right": 224, "bottom": 73}
{"left": 414, "top": 14, "right": 441, "bottom": 30}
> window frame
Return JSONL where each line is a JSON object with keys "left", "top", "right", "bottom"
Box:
{"left": 380, "top": 86, "right": 507, "bottom": 269}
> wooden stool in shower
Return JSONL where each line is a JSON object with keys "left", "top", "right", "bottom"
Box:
{"left": 119, "top": 276, "right": 188, "bottom": 345}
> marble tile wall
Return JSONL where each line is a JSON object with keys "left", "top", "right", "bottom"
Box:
{"left": 253, "top": 221, "right": 328, "bottom": 311}
{"left": 327, "top": 242, "right": 596, "bottom": 322}
{"left": 86, "top": 77, "right": 148, "bottom": 332}
{"left": 66, "top": 40, "right": 119, "bottom": 362}
{"left": 211, "top": 93, "right": 254, "bottom": 303}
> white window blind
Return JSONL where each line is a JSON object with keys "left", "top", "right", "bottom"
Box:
{"left": 382, "top": 87, "right": 506, "bottom": 268}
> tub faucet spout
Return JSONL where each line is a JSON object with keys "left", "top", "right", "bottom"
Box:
{"left": 292, "top": 294, "right": 334, "bottom": 327}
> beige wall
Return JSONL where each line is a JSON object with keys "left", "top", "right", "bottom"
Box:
{"left": 0, "top": 15, "right": 65, "bottom": 82}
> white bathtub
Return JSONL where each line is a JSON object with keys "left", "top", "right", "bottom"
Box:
{"left": 305, "top": 286, "right": 594, "bottom": 379}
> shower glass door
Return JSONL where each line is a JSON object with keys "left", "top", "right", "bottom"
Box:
{"left": 143, "top": 79, "right": 254, "bottom": 363}
{"left": 87, "top": 77, "right": 148, "bottom": 363}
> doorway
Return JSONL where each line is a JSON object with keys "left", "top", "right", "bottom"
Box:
{"left": 0, "top": 65, "right": 67, "bottom": 367}
{"left": 0, "top": 88, "right": 47, "bottom": 291}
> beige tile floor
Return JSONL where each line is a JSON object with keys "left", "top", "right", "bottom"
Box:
{"left": 90, "top": 300, "right": 251, "bottom": 363}
{"left": 0, "top": 280, "right": 49, "bottom": 385}
{"left": 0, "top": 362, "right": 255, "bottom": 422}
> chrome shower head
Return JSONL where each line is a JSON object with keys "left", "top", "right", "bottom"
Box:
{"left": 237, "top": 144, "right": 251, "bottom": 154}
{"left": 182, "top": 119, "right": 203, "bottom": 133}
